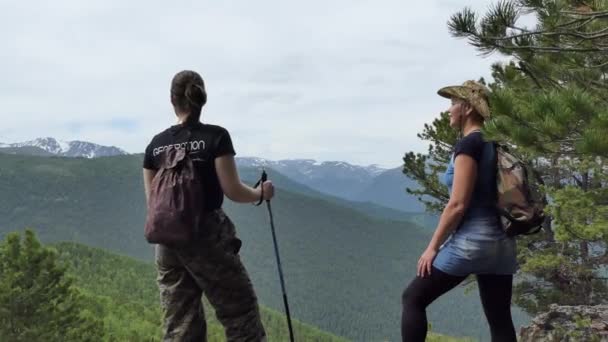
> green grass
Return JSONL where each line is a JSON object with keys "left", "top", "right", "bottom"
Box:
{"left": 427, "top": 333, "right": 475, "bottom": 342}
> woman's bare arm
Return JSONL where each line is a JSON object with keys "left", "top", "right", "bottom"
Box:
{"left": 427, "top": 154, "right": 477, "bottom": 250}
{"left": 417, "top": 154, "right": 477, "bottom": 277}
{"left": 215, "top": 155, "right": 274, "bottom": 203}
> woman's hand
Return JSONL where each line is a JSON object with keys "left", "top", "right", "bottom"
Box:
{"left": 417, "top": 247, "right": 438, "bottom": 278}
{"left": 261, "top": 181, "right": 275, "bottom": 201}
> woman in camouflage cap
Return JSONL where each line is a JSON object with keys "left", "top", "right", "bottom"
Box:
{"left": 401, "top": 81, "right": 517, "bottom": 342}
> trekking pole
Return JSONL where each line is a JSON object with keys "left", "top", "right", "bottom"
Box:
{"left": 258, "top": 169, "right": 295, "bottom": 342}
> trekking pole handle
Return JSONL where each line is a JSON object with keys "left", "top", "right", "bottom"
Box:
{"left": 261, "top": 169, "right": 270, "bottom": 203}
{"left": 253, "top": 169, "right": 268, "bottom": 206}
{"left": 261, "top": 169, "right": 268, "bottom": 183}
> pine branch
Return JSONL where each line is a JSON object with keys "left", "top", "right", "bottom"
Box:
{"left": 450, "top": 5, "right": 608, "bottom": 55}
{"left": 491, "top": 43, "right": 608, "bottom": 53}
{"left": 500, "top": 109, "right": 576, "bottom": 147}
{"left": 559, "top": 221, "right": 592, "bottom": 240}
{"left": 420, "top": 135, "right": 452, "bottom": 151}
{"left": 572, "top": 174, "right": 584, "bottom": 188}
{"left": 405, "top": 178, "right": 450, "bottom": 204}
{"left": 516, "top": 63, "right": 545, "bottom": 89}
{"left": 506, "top": 24, "right": 532, "bottom": 33}
{"left": 590, "top": 251, "right": 608, "bottom": 265}
{"left": 567, "top": 60, "right": 608, "bottom": 69}
{"left": 560, "top": 10, "right": 608, "bottom": 17}
{"left": 489, "top": 26, "right": 608, "bottom": 42}
{"left": 557, "top": 14, "right": 604, "bottom": 30}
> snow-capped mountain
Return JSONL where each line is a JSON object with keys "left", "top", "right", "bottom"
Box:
{"left": 0, "top": 137, "right": 127, "bottom": 158}
{"left": 237, "top": 157, "right": 424, "bottom": 212}
{"left": 237, "top": 157, "right": 388, "bottom": 201}
{"left": 237, "top": 157, "right": 386, "bottom": 181}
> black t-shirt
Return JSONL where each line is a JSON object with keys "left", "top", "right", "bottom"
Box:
{"left": 143, "top": 122, "right": 236, "bottom": 211}
{"left": 454, "top": 131, "right": 485, "bottom": 162}
{"left": 452, "top": 131, "right": 498, "bottom": 213}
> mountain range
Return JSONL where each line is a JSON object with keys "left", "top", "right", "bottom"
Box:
{"left": 2, "top": 138, "right": 426, "bottom": 214}
{"left": 0, "top": 137, "right": 127, "bottom": 158}
{"left": 237, "top": 157, "right": 425, "bottom": 213}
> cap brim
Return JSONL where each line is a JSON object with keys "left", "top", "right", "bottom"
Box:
{"left": 437, "top": 85, "right": 465, "bottom": 100}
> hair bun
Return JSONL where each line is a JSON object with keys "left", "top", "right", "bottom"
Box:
{"left": 171, "top": 70, "right": 207, "bottom": 113}
{"left": 185, "top": 82, "right": 207, "bottom": 107}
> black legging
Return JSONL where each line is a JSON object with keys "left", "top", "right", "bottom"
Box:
{"left": 401, "top": 266, "right": 516, "bottom": 342}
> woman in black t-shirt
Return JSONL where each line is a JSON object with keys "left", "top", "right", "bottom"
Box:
{"left": 143, "top": 70, "right": 273, "bottom": 342}
{"left": 401, "top": 81, "right": 517, "bottom": 342}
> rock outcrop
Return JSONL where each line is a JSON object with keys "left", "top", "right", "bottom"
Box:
{"left": 519, "top": 304, "right": 608, "bottom": 341}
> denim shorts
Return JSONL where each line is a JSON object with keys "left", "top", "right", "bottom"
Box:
{"left": 432, "top": 234, "right": 517, "bottom": 277}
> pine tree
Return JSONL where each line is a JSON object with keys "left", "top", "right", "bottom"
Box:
{"left": 404, "top": 0, "right": 608, "bottom": 315}
{"left": 448, "top": 0, "right": 608, "bottom": 101}
{"left": 486, "top": 63, "right": 607, "bottom": 313}
{"left": 0, "top": 230, "right": 103, "bottom": 341}
{"left": 402, "top": 111, "right": 459, "bottom": 213}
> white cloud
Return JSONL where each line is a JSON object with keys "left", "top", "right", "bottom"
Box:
{"left": 0, "top": 0, "right": 516, "bottom": 167}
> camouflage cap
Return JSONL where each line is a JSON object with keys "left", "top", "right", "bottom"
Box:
{"left": 437, "top": 80, "right": 491, "bottom": 119}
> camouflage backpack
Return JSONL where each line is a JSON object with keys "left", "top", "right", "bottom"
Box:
{"left": 495, "top": 143, "right": 546, "bottom": 237}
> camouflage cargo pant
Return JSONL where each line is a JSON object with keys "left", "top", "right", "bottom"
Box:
{"left": 155, "top": 209, "right": 267, "bottom": 342}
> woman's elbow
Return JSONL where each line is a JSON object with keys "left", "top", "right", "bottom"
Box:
{"left": 221, "top": 181, "right": 247, "bottom": 202}
{"left": 445, "top": 200, "right": 467, "bottom": 217}
{"left": 222, "top": 185, "right": 238, "bottom": 201}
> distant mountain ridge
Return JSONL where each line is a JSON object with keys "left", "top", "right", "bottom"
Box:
{"left": 237, "top": 157, "right": 386, "bottom": 178}
{"left": 236, "top": 156, "right": 385, "bottom": 205}
{"left": 237, "top": 156, "right": 425, "bottom": 213}
{"left": 0, "top": 138, "right": 425, "bottom": 214}
{"left": 0, "top": 137, "right": 127, "bottom": 158}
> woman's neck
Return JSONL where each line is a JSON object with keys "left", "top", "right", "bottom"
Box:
{"left": 462, "top": 120, "right": 483, "bottom": 136}
{"left": 176, "top": 113, "right": 199, "bottom": 125}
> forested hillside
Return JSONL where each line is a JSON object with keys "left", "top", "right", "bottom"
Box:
{"left": 0, "top": 229, "right": 473, "bottom": 341}
{"left": 58, "top": 240, "right": 348, "bottom": 341}
{"left": 0, "top": 153, "right": 526, "bottom": 340}
{"left": 0, "top": 230, "right": 347, "bottom": 341}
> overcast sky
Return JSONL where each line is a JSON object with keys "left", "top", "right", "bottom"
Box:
{"left": 1, "top": 0, "right": 513, "bottom": 167}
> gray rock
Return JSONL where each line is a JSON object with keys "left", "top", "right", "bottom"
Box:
{"left": 519, "top": 304, "right": 608, "bottom": 341}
